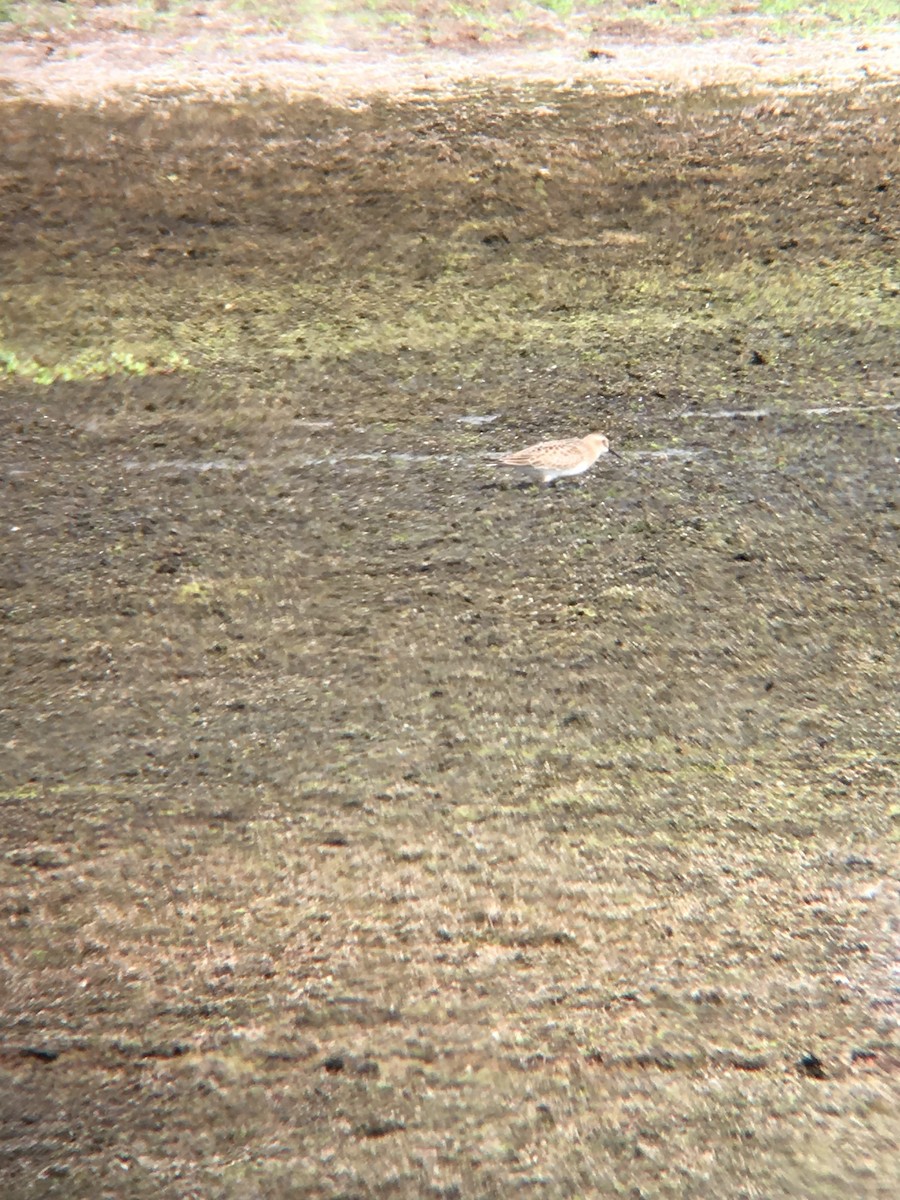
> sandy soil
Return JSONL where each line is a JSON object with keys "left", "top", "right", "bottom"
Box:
{"left": 1, "top": 6, "right": 899, "bottom": 102}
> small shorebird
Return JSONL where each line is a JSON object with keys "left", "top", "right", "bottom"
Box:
{"left": 496, "top": 432, "right": 615, "bottom": 485}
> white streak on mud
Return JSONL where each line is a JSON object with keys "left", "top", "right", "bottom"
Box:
{"left": 679, "top": 402, "right": 900, "bottom": 420}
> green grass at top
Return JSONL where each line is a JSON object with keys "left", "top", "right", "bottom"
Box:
{"left": 0, "top": 0, "right": 21, "bottom": 22}
{"left": 532, "top": 0, "right": 577, "bottom": 15}
{"left": 626, "top": 0, "right": 900, "bottom": 22}
{"left": 757, "top": 0, "right": 900, "bottom": 24}
{"left": 1, "top": 0, "right": 897, "bottom": 34}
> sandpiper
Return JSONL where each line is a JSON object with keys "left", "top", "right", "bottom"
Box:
{"left": 496, "top": 432, "right": 614, "bottom": 484}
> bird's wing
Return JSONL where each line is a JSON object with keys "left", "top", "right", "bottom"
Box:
{"left": 499, "top": 438, "right": 581, "bottom": 466}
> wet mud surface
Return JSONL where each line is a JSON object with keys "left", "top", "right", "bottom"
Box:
{"left": 1, "top": 77, "right": 898, "bottom": 1197}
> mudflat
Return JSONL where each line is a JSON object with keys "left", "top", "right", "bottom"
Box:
{"left": 1, "top": 13, "right": 898, "bottom": 1198}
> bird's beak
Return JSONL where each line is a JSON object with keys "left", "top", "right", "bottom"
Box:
{"left": 608, "top": 448, "right": 623, "bottom": 459}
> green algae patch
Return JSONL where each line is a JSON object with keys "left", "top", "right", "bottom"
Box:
{"left": 0, "top": 344, "right": 190, "bottom": 385}
{"left": 7, "top": 249, "right": 892, "bottom": 424}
